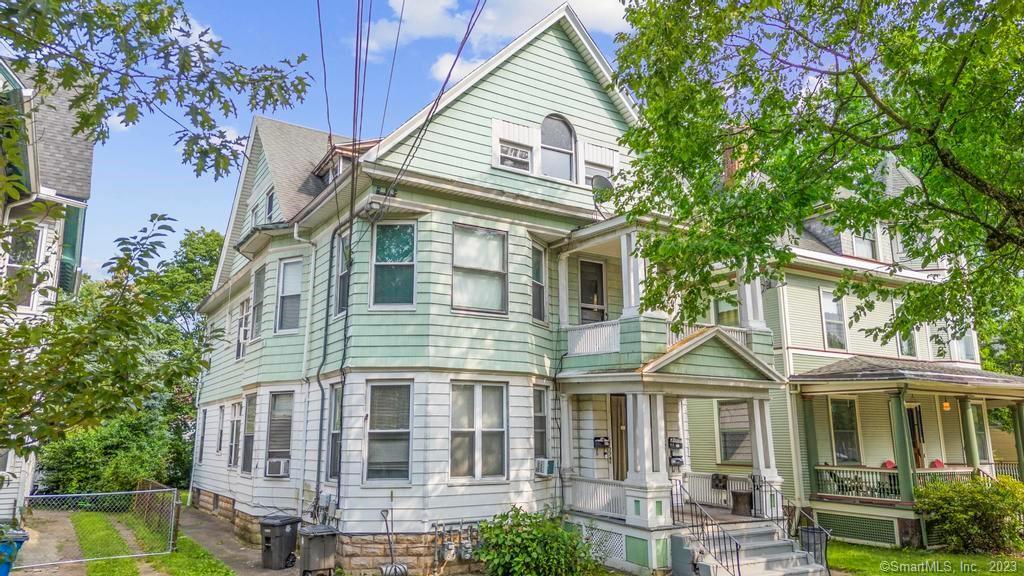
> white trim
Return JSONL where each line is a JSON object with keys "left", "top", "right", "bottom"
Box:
{"left": 362, "top": 4, "right": 637, "bottom": 166}
{"left": 369, "top": 220, "right": 418, "bottom": 311}
{"left": 212, "top": 122, "right": 259, "bottom": 289}
{"left": 449, "top": 380, "right": 509, "bottom": 482}
{"left": 450, "top": 222, "right": 509, "bottom": 315}
{"left": 818, "top": 287, "right": 849, "bottom": 352}
{"left": 332, "top": 230, "right": 351, "bottom": 319}
{"left": 362, "top": 380, "right": 414, "bottom": 486}
{"left": 970, "top": 399, "right": 994, "bottom": 463}
{"left": 539, "top": 114, "right": 578, "bottom": 184}
{"left": 578, "top": 257, "right": 607, "bottom": 324}
{"left": 642, "top": 327, "right": 786, "bottom": 383}
{"left": 713, "top": 398, "right": 754, "bottom": 465}
{"left": 273, "top": 257, "right": 303, "bottom": 334}
{"left": 531, "top": 242, "right": 548, "bottom": 324}
{"left": 827, "top": 395, "right": 864, "bottom": 466}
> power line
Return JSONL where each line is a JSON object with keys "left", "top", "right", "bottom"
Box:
{"left": 356, "top": 0, "right": 374, "bottom": 142}
{"left": 314, "top": 0, "right": 334, "bottom": 148}
{"left": 375, "top": 0, "right": 406, "bottom": 146}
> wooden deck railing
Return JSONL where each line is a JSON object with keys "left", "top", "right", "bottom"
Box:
{"left": 686, "top": 471, "right": 753, "bottom": 508}
{"left": 565, "top": 320, "right": 620, "bottom": 355}
{"left": 667, "top": 323, "right": 751, "bottom": 349}
{"left": 565, "top": 475, "right": 626, "bottom": 519}
{"left": 814, "top": 466, "right": 901, "bottom": 500}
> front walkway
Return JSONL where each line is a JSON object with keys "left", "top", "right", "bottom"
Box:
{"left": 178, "top": 507, "right": 280, "bottom": 575}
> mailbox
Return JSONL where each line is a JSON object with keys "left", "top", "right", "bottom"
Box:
{"left": 667, "top": 437, "right": 684, "bottom": 450}
{"left": 593, "top": 437, "right": 611, "bottom": 449}
{"left": 711, "top": 473, "right": 729, "bottom": 490}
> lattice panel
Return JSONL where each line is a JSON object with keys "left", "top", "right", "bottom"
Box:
{"left": 817, "top": 512, "right": 896, "bottom": 545}
{"left": 584, "top": 525, "right": 626, "bottom": 561}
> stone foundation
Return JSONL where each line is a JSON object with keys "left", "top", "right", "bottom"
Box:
{"left": 190, "top": 487, "right": 261, "bottom": 545}
{"left": 336, "top": 532, "right": 483, "bottom": 576}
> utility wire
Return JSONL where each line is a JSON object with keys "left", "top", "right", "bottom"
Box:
{"left": 315, "top": 0, "right": 334, "bottom": 147}
{"left": 357, "top": 0, "right": 374, "bottom": 142}
{"left": 375, "top": 0, "right": 406, "bottom": 147}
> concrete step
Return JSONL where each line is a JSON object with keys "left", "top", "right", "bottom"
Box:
{"left": 724, "top": 524, "right": 781, "bottom": 544}
{"left": 758, "top": 563, "right": 828, "bottom": 576}
{"left": 737, "top": 539, "right": 797, "bottom": 559}
{"left": 738, "top": 551, "right": 812, "bottom": 571}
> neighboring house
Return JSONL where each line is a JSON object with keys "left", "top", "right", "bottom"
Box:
{"left": 758, "top": 157, "right": 1024, "bottom": 547}
{"left": 0, "top": 60, "right": 92, "bottom": 522}
{"left": 191, "top": 6, "right": 827, "bottom": 576}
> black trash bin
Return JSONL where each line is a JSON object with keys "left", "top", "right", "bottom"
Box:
{"left": 261, "top": 515, "right": 301, "bottom": 570}
{"left": 299, "top": 524, "right": 338, "bottom": 576}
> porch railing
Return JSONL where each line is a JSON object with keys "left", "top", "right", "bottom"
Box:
{"left": 913, "top": 467, "right": 975, "bottom": 486}
{"left": 994, "top": 462, "right": 1021, "bottom": 480}
{"left": 566, "top": 320, "right": 620, "bottom": 355}
{"left": 672, "top": 480, "right": 743, "bottom": 576}
{"left": 751, "top": 475, "right": 831, "bottom": 575}
{"left": 814, "top": 466, "right": 901, "bottom": 500}
{"left": 686, "top": 471, "right": 753, "bottom": 508}
{"left": 667, "top": 323, "right": 751, "bottom": 349}
{"left": 565, "top": 475, "right": 626, "bottom": 519}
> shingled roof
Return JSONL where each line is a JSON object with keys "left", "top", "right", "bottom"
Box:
{"left": 791, "top": 355, "right": 1024, "bottom": 387}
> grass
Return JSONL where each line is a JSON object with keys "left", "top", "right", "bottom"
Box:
{"left": 69, "top": 512, "right": 139, "bottom": 576}
{"left": 829, "top": 541, "right": 1024, "bottom": 575}
{"left": 122, "top": 512, "right": 234, "bottom": 576}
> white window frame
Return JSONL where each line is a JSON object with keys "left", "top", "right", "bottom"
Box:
{"left": 584, "top": 162, "right": 613, "bottom": 188}
{"left": 578, "top": 258, "right": 607, "bottom": 324}
{"left": 450, "top": 223, "right": 508, "bottom": 315}
{"left": 250, "top": 265, "right": 265, "bottom": 341}
{"left": 227, "top": 401, "right": 242, "bottom": 468}
{"left": 449, "top": 381, "right": 508, "bottom": 481}
{"left": 852, "top": 225, "right": 879, "bottom": 260}
{"left": 497, "top": 140, "right": 532, "bottom": 173}
{"left": 251, "top": 205, "right": 260, "bottom": 228}
{"left": 363, "top": 381, "right": 413, "bottom": 484}
{"left": 531, "top": 244, "right": 547, "bottom": 324}
{"left": 819, "top": 288, "right": 849, "bottom": 351}
{"left": 275, "top": 258, "right": 302, "bottom": 334}
{"left": 827, "top": 396, "right": 864, "bottom": 466}
{"left": 216, "top": 405, "right": 225, "bottom": 453}
{"left": 265, "top": 391, "right": 294, "bottom": 477}
{"left": 892, "top": 301, "right": 918, "bottom": 358}
{"left": 198, "top": 408, "right": 208, "bottom": 464}
{"left": 265, "top": 189, "right": 276, "bottom": 223}
{"left": 5, "top": 225, "right": 44, "bottom": 310}
{"left": 333, "top": 232, "right": 351, "bottom": 317}
{"left": 240, "top": 393, "right": 257, "bottom": 475}
{"left": 714, "top": 399, "right": 752, "bottom": 465}
{"left": 0, "top": 448, "right": 10, "bottom": 473}
{"left": 328, "top": 386, "right": 343, "bottom": 479}
{"left": 956, "top": 329, "right": 979, "bottom": 362}
{"left": 235, "top": 297, "right": 251, "bottom": 359}
{"left": 369, "top": 221, "right": 417, "bottom": 311}
{"left": 970, "top": 400, "right": 993, "bottom": 463}
{"left": 540, "top": 115, "right": 576, "bottom": 183}
{"left": 533, "top": 387, "right": 549, "bottom": 459}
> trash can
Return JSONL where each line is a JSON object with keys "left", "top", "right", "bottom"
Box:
{"left": 299, "top": 524, "right": 338, "bottom": 576}
{"left": 731, "top": 490, "right": 753, "bottom": 516}
{"left": 0, "top": 530, "right": 29, "bottom": 576}
{"left": 799, "top": 526, "right": 829, "bottom": 568}
{"left": 261, "top": 515, "right": 300, "bottom": 570}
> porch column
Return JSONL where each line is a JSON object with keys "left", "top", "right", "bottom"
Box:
{"left": 624, "top": 392, "right": 672, "bottom": 529}
{"left": 802, "top": 396, "right": 819, "bottom": 496}
{"left": 559, "top": 393, "right": 574, "bottom": 476}
{"left": 558, "top": 253, "right": 569, "bottom": 326}
{"left": 958, "top": 396, "right": 980, "bottom": 468}
{"left": 888, "top": 393, "right": 916, "bottom": 502}
{"left": 751, "top": 398, "right": 780, "bottom": 482}
{"left": 737, "top": 269, "right": 767, "bottom": 330}
{"left": 1013, "top": 403, "right": 1024, "bottom": 481}
{"left": 620, "top": 231, "right": 644, "bottom": 318}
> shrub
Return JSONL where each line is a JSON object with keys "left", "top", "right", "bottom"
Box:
{"left": 476, "top": 507, "right": 606, "bottom": 576}
{"left": 915, "top": 476, "right": 1024, "bottom": 553}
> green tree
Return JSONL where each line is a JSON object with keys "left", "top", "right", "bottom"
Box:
{"left": 612, "top": 0, "right": 1024, "bottom": 343}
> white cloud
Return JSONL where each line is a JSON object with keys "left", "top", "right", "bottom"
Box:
{"left": 429, "top": 53, "right": 486, "bottom": 83}
{"left": 368, "top": 0, "right": 626, "bottom": 60}
{"left": 80, "top": 256, "right": 106, "bottom": 279}
{"left": 106, "top": 114, "right": 131, "bottom": 133}
{"left": 176, "top": 14, "right": 221, "bottom": 47}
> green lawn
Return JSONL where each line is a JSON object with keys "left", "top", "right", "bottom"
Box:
{"left": 121, "top": 513, "right": 234, "bottom": 576}
{"left": 829, "top": 541, "right": 1024, "bottom": 575}
{"left": 69, "top": 512, "right": 139, "bottom": 576}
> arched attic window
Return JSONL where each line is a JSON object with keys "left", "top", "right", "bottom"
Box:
{"left": 540, "top": 115, "right": 575, "bottom": 182}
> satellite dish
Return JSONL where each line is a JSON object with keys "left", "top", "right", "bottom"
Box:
{"left": 590, "top": 175, "right": 615, "bottom": 194}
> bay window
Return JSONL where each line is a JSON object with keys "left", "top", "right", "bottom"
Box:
{"left": 372, "top": 223, "right": 416, "bottom": 306}
{"left": 451, "top": 383, "right": 506, "bottom": 479}
{"left": 366, "top": 383, "right": 411, "bottom": 481}
{"left": 241, "top": 393, "right": 256, "bottom": 474}
{"left": 227, "top": 402, "right": 242, "bottom": 467}
{"left": 335, "top": 233, "right": 350, "bottom": 314}
{"left": 235, "top": 297, "right": 251, "bottom": 359}
{"left": 533, "top": 388, "right": 548, "bottom": 458}
{"left": 531, "top": 245, "right": 546, "bottom": 322}
{"left": 452, "top": 224, "right": 507, "bottom": 313}
{"left": 329, "top": 388, "right": 343, "bottom": 478}
{"left": 251, "top": 266, "right": 265, "bottom": 339}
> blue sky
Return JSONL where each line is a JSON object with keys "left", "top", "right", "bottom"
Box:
{"left": 83, "top": 0, "right": 627, "bottom": 275}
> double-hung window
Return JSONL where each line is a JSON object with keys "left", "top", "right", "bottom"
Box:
{"left": 898, "top": 330, "right": 918, "bottom": 357}
{"left": 251, "top": 266, "right": 265, "bottom": 340}
{"left": 717, "top": 400, "right": 751, "bottom": 463}
{"left": 0, "top": 448, "right": 9, "bottom": 471}
{"left": 265, "top": 190, "right": 276, "bottom": 223}
{"left": 820, "top": 290, "right": 847, "bottom": 350}
{"left": 251, "top": 205, "right": 260, "bottom": 228}
{"left": 853, "top": 229, "right": 878, "bottom": 259}
{"left": 6, "top": 227, "right": 41, "bottom": 307}
{"left": 971, "top": 403, "right": 989, "bottom": 461}
{"left": 329, "top": 388, "right": 343, "bottom": 478}
{"left": 266, "top": 392, "right": 294, "bottom": 475}
{"left": 584, "top": 163, "right": 612, "bottom": 187}
{"left": 241, "top": 393, "right": 257, "bottom": 474}
{"left": 227, "top": 402, "right": 242, "bottom": 467}
{"left": 579, "top": 260, "right": 605, "bottom": 324}
{"left": 366, "top": 383, "right": 411, "bottom": 481}
{"left": 498, "top": 141, "right": 531, "bottom": 172}
{"left": 714, "top": 298, "right": 739, "bottom": 327}
{"left": 216, "top": 406, "right": 225, "bottom": 453}
{"left": 829, "top": 398, "right": 861, "bottom": 464}
{"left": 531, "top": 245, "right": 546, "bottom": 322}
{"left": 541, "top": 115, "right": 575, "bottom": 182}
{"left": 533, "top": 388, "right": 548, "bottom": 458}
{"left": 372, "top": 223, "right": 415, "bottom": 306}
{"left": 235, "top": 297, "right": 251, "bottom": 359}
{"left": 451, "top": 383, "right": 506, "bottom": 479}
{"left": 276, "top": 259, "right": 302, "bottom": 332}
{"left": 334, "top": 233, "right": 350, "bottom": 314}
{"left": 198, "top": 409, "right": 208, "bottom": 463}
{"left": 452, "top": 224, "right": 507, "bottom": 313}
{"left": 959, "top": 330, "right": 978, "bottom": 361}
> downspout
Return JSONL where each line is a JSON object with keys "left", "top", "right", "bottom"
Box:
{"left": 313, "top": 222, "right": 341, "bottom": 513}
{"left": 2, "top": 190, "right": 37, "bottom": 225}
{"left": 335, "top": 161, "right": 360, "bottom": 518}
{"left": 293, "top": 223, "right": 319, "bottom": 515}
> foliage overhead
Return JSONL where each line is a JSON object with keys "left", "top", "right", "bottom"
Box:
{"left": 613, "top": 0, "right": 1024, "bottom": 343}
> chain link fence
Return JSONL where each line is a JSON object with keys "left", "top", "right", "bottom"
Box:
{"left": 13, "top": 485, "right": 178, "bottom": 570}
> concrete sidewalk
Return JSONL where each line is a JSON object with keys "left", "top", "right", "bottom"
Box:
{"left": 177, "top": 507, "right": 282, "bottom": 575}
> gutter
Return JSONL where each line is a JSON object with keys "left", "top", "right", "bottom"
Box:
{"left": 293, "top": 223, "right": 319, "bottom": 515}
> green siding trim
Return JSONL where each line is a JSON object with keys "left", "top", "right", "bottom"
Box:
{"left": 624, "top": 535, "right": 649, "bottom": 568}
{"left": 657, "top": 338, "right": 768, "bottom": 380}
{"left": 58, "top": 205, "right": 85, "bottom": 293}
{"left": 817, "top": 512, "right": 896, "bottom": 545}
{"left": 655, "top": 538, "right": 669, "bottom": 569}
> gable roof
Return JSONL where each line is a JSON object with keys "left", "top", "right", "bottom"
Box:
{"left": 362, "top": 3, "right": 637, "bottom": 165}
{"left": 641, "top": 326, "right": 785, "bottom": 382}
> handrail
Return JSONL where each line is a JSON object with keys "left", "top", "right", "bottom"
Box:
{"left": 672, "top": 479, "right": 743, "bottom": 576}
{"left": 751, "top": 475, "right": 832, "bottom": 575}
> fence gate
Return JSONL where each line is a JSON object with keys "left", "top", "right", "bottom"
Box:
{"left": 13, "top": 487, "right": 178, "bottom": 570}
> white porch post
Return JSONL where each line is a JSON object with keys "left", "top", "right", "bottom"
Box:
{"left": 620, "top": 232, "right": 644, "bottom": 318}
{"left": 559, "top": 393, "right": 574, "bottom": 475}
{"left": 677, "top": 398, "right": 692, "bottom": 490}
{"left": 751, "top": 397, "right": 782, "bottom": 518}
{"left": 558, "top": 253, "right": 569, "bottom": 326}
{"left": 624, "top": 393, "right": 673, "bottom": 529}
{"left": 737, "top": 270, "right": 767, "bottom": 330}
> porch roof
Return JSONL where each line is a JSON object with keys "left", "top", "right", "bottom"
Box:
{"left": 792, "top": 355, "right": 1024, "bottom": 396}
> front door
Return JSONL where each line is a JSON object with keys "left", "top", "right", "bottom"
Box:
{"left": 610, "top": 394, "right": 627, "bottom": 481}
{"left": 906, "top": 405, "right": 925, "bottom": 468}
